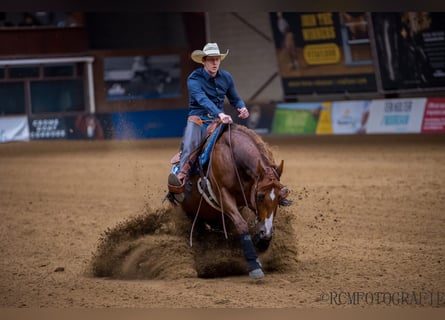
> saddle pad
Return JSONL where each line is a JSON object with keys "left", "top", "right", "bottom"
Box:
{"left": 199, "top": 123, "right": 227, "bottom": 168}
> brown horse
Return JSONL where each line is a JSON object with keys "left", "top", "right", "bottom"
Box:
{"left": 166, "top": 123, "right": 291, "bottom": 279}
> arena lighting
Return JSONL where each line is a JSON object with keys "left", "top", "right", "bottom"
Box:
{"left": 0, "top": 56, "right": 96, "bottom": 113}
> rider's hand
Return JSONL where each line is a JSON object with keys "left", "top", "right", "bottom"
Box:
{"left": 218, "top": 113, "right": 233, "bottom": 124}
{"left": 238, "top": 107, "right": 249, "bottom": 119}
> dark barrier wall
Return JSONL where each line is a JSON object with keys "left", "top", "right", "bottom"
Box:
{"left": 27, "top": 109, "right": 189, "bottom": 141}
{"left": 111, "top": 109, "right": 188, "bottom": 139}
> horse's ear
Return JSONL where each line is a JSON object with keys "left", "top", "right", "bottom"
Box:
{"left": 256, "top": 160, "right": 265, "bottom": 177}
{"left": 276, "top": 160, "right": 284, "bottom": 177}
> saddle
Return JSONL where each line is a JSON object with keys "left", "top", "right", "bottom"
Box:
{"left": 169, "top": 120, "right": 223, "bottom": 168}
{"left": 167, "top": 121, "right": 226, "bottom": 200}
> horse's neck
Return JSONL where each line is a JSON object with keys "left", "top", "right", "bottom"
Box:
{"left": 235, "top": 139, "right": 268, "bottom": 179}
{"left": 226, "top": 125, "right": 273, "bottom": 180}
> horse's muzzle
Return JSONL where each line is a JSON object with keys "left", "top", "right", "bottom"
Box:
{"left": 254, "top": 224, "right": 273, "bottom": 252}
{"left": 253, "top": 233, "right": 272, "bottom": 252}
{"left": 258, "top": 223, "right": 274, "bottom": 239}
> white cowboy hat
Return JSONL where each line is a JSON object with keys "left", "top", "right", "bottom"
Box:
{"left": 191, "top": 43, "right": 229, "bottom": 63}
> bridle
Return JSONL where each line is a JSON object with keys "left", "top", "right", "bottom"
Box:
{"left": 227, "top": 125, "right": 283, "bottom": 221}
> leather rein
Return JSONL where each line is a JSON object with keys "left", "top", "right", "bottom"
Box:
{"left": 189, "top": 123, "right": 281, "bottom": 246}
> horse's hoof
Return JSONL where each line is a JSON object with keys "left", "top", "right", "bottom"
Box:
{"left": 249, "top": 268, "right": 264, "bottom": 280}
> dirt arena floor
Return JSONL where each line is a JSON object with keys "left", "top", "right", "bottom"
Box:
{"left": 0, "top": 134, "right": 444, "bottom": 309}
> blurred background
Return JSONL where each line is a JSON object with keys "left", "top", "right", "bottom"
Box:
{"left": 0, "top": 12, "right": 444, "bottom": 142}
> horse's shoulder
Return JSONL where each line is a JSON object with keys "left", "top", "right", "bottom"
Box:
{"left": 230, "top": 125, "right": 275, "bottom": 163}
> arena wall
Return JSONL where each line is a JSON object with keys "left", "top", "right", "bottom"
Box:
{"left": 2, "top": 97, "right": 444, "bottom": 142}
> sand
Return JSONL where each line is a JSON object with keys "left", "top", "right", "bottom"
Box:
{"left": 0, "top": 134, "right": 444, "bottom": 308}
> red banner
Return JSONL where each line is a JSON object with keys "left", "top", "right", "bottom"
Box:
{"left": 421, "top": 98, "right": 445, "bottom": 133}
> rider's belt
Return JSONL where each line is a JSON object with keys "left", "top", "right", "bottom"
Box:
{"left": 188, "top": 115, "right": 215, "bottom": 127}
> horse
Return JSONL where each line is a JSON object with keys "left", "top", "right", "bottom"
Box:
{"left": 166, "top": 122, "right": 291, "bottom": 279}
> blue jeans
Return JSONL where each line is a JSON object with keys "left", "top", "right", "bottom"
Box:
{"left": 179, "top": 115, "right": 214, "bottom": 171}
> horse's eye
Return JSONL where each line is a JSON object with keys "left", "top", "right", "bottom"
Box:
{"left": 256, "top": 193, "right": 266, "bottom": 201}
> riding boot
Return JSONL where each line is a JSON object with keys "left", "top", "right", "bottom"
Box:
{"left": 167, "top": 163, "right": 191, "bottom": 201}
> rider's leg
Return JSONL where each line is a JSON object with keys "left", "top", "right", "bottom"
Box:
{"left": 168, "top": 119, "right": 204, "bottom": 190}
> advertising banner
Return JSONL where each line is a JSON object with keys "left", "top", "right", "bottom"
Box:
{"left": 421, "top": 97, "right": 445, "bottom": 133}
{"left": 315, "top": 102, "right": 333, "bottom": 134}
{"left": 269, "top": 12, "right": 377, "bottom": 95}
{"left": 29, "top": 117, "right": 67, "bottom": 140}
{"left": 29, "top": 114, "right": 113, "bottom": 140}
{"left": 68, "top": 114, "right": 114, "bottom": 139}
{"left": 372, "top": 12, "right": 445, "bottom": 91}
{"left": 272, "top": 102, "right": 323, "bottom": 135}
{"left": 0, "top": 116, "right": 30, "bottom": 143}
{"left": 330, "top": 100, "right": 370, "bottom": 134}
{"left": 366, "top": 98, "right": 426, "bottom": 134}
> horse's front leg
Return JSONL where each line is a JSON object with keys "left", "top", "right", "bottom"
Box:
{"left": 221, "top": 192, "right": 264, "bottom": 279}
{"left": 240, "top": 232, "right": 264, "bottom": 280}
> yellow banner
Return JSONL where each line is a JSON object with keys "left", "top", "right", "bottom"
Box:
{"left": 303, "top": 43, "right": 340, "bottom": 65}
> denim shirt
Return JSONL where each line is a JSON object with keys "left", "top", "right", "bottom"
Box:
{"left": 187, "top": 67, "right": 246, "bottom": 118}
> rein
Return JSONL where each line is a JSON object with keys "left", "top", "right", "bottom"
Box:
{"left": 189, "top": 121, "right": 229, "bottom": 246}
{"left": 189, "top": 123, "right": 282, "bottom": 246}
{"left": 229, "top": 125, "right": 282, "bottom": 218}
{"left": 194, "top": 123, "right": 250, "bottom": 242}
{"left": 227, "top": 124, "right": 251, "bottom": 210}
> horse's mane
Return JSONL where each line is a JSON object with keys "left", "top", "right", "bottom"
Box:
{"left": 233, "top": 124, "right": 276, "bottom": 168}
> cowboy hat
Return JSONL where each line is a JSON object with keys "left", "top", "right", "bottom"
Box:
{"left": 191, "top": 43, "right": 229, "bottom": 63}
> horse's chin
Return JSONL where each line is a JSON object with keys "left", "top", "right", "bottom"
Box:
{"left": 253, "top": 233, "right": 272, "bottom": 252}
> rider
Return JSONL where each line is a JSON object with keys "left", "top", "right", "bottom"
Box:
{"left": 168, "top": 42, "right": 250, "bottom": 198}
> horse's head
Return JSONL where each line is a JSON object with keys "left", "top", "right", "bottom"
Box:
{"left": 252, "top": 160, "right": 290, "bottom": 251}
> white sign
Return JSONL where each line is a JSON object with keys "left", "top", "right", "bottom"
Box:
{"left": 366, "top": 98, "right": 426, "bottom": 134}
{"left": 0, "top": 116, "right": 30, "bottom": 143}
{"left": 331, "top": 100, "right": 370, "bottom": 134}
